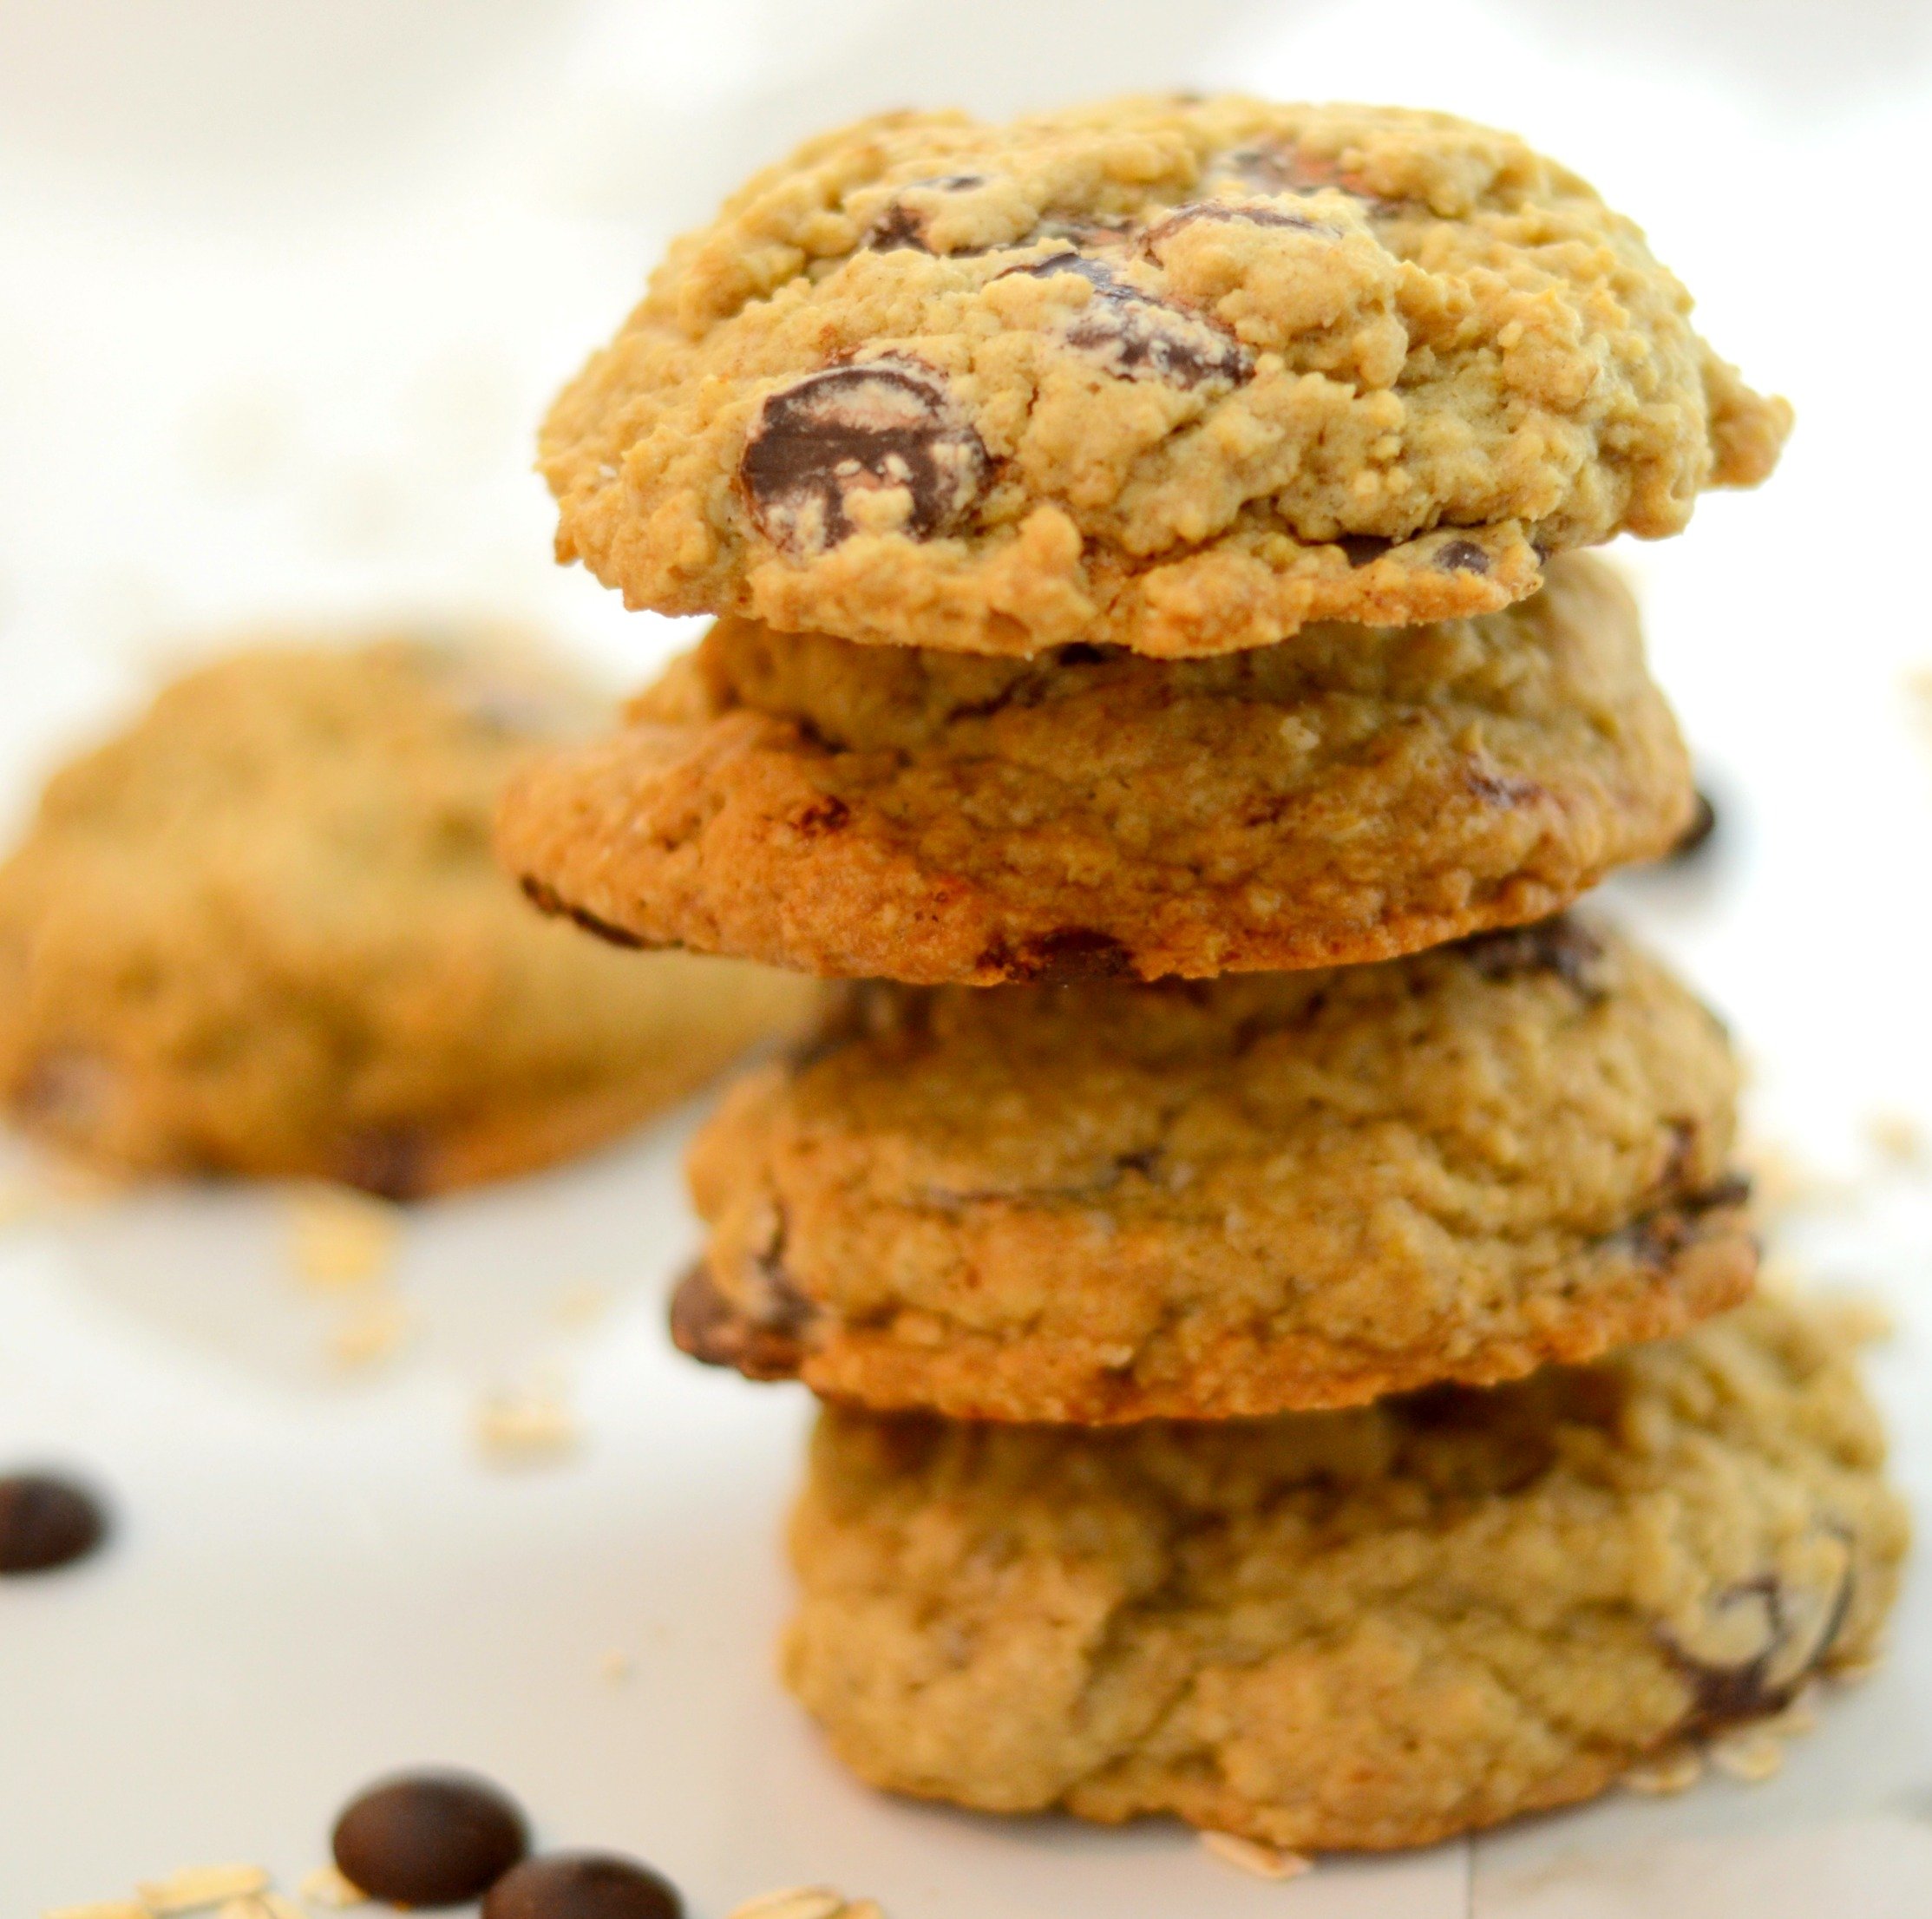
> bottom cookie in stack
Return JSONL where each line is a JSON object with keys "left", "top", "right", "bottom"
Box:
{"left": 783, "top": 1293, "right": 1908, "bottom": 1852}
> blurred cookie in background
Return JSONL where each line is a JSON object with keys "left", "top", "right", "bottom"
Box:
{"left": 0, "top": 636, "right": 817, "bottom": 1196}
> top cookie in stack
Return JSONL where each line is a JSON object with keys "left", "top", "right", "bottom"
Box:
{"left": 504, "top": 95, "right": 1783, "bottom": 986}
{"left": 535, "top": 96, "right": 1786, "bottom": 659}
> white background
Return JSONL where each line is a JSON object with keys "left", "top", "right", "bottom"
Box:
{"left": 3, "top": 2, "right": 1931, "bottom": 1912}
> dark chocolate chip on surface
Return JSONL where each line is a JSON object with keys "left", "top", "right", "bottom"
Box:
{"left": 670, "top": 1263, "right": 809, "bottom": 1381}
{"left": 1434, "top": 538, "right": 1491, "bottom": 574}
{"left": 1457, "top": 917, "right": 1608, "bottom": 998}
{"left": 483, "top": 1853, "right": 683, "bottom": 1919}
{"left": 1668, "top": 789, "right": 1719, "bottom": 861}
{"left": 338, "top": 1129, "right": 427, "bottom": 1203}
{"left": 1146, "top": 200, "right": 1337, "bottom": 246}
{"left": 1005, "top": 254, "right": 1251, "bottom": 390}
{"left": 741, "top": 361, "right": 988, "bottom": 553}
{"left": 0, "top": 1473, "right": 108, "bottom": 1575}
{"left": 977, "top": 924, "right": 1138, "bottom": 983}
{"left": 332, "top": 1771, "right": 529, "bottom": 1907}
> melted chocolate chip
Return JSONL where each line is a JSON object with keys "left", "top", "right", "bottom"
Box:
{"left": 482, "top": 1854, "right": 682, "bottom": 1919}
{"left": 1146, "top": 201, "right": 1336, "bottom": 246}
{"left": 1614, "top": 1175, "right": 1753, "bottom": 1267}
{"left": 740, "top": 362, "right": 988, "bottom": 553}
{"left": 332, "top": 1772, "right": 529, "bottom": 1907}
{"left": 1005, "top": 254, "right": 1252, "bottom": 390}
{"left": 1669, "top": 789, "right": 1719, "bottom": 861}
{"left": 339, "top": 1130, "right": 427, "bottom": 1203}
{"left": 1463, "top": 767, "right": 1543, "bottom": 809}
{"left": 1335, "top": 534, "right": 1394, "bottom": 568}
{"left": 792, "top": 793, "right": 851, "bottom": 837}
{"left": 1435, "top": 538, "right": 1491, "bottom": 575}
{"left": 0, "top": 1474, "right": 108, "bottom": 1575}
{"left": 980, "top": 925, "right": 1138, "bottom": 983}
{"left": 865, "top": 203, "right": 931, "bottom": 252}
{"left": 1211, "top": 143, "right": 1346, "bottom": 195}
{"left": 1457, "top": 918, "right": 1608, "bottom": 998}
{"left": 1669, "top": 1551, "right": 1857, "bottom": 1731}
{"left": 520, "top": 876, "right": 649, "bottom": 951}
{"left": 669, "top": 1263, "right": 808, "bottom": 1381}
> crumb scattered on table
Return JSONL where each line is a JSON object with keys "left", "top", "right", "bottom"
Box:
{"left": 1198, "top": 1831, "right": 1313, "bottom": 1879}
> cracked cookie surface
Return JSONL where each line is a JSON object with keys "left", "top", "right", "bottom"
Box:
{"left": 498, "top": 555, "right": 1689, "bottom": 984}
{"left": 785, "top": 1294, "right": 1907, "bottom": 1850}
{"left": 543, "top": 95, "right": 1788, "bottom": 658}
{"left": 0, "top": 640, "right": 816, "bottom": 1195}
{"left": 679, "top": 917, "right": 1752, "bottom": 1421}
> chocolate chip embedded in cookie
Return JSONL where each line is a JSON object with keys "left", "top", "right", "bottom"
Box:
{"left": 496, "top": 555, "right": 1693, "bottom": 985}
{"left": 783, "top": 1294, "right": 1907, "bottom": 1851}
{"left": 740, "top": 361, "right": 990, "bottom": 553}
{"left": 680, "top": 920, "right": 1755, "bottom": 1422}
{"left": 0, "top": 640, "right": 818, "bottom": 1194}
{"left": 541, "top": 96, "right": 1789, "bottom": 657}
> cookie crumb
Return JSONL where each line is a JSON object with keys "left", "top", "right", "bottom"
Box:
{"left": 298, "top": 1864, "right": 368, "bottom": 1909}
{"left": 726, "top": 1891, "right": 881, "bottom": 1919}
{"left": 1198, "top": 1831, "right": 1312, "bottom": 1879}
{"left": 289, "top": 1187, "right": 400, "bottom": 1291}
{"left": 1621, "top": 1746, "right": 1705, "bottom": 1795}
{"left": 1739, "top": 1138, "right": 1854, "bottom": 1216}
{"left": 218, "top": 1898, "right": 305, "bottom": 1919}
{"left": 599, "top": 1649, "right": 634, "bottom": 1685}
{"left": 475, "top": 1385, "right": 580, "bottom": 1465}
{"left": 328, "top": 1299, "right": 414, "bottom": 1370}
{"left": 0, "top": 1176, "right": 40, "bottom": 1230}
{"left": 1708, "top": 1726, "right": 1785, "bottom": 1783}
{"left": 136, "top": 1865, "right": 272, "bottom": 1912}
{"left": 553, "top": 1282, "right": 612, "bottom": 1327}
{"left": 1865, "top": 1111, "right": 1926, "bottom": 1168}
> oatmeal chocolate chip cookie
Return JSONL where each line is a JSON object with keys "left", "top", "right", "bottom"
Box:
{"left": 499, "top": 555, "right": 1688, "bottom": 985}
{"left": 0, "top": 640, "right": 816, "bottom": 1195}
{"left": 678, "top": 917, "right": 1752, "bottom": 1422}
{"left": 785, "top": 1294, "right": 1908, "bottom": 1851}
{"left": 541, "top": 95, "right": 1788, "bottom": 658}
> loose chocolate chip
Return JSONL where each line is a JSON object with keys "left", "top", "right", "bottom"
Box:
{"left": 669, "top": 1264, "right": 808, "bottom": 1381}
{"left": 482, "top": 1854, "right": 682, "bottom": 1919}
{"left": 1457, "top": 918, "right": 1607, "bottom": 998}
{"left": 1669, "top": 789, "right": 1719, "bottom": 861}
{"left": 1434, "top": 538, "right": 1490, "bottom": 574}
{"left": 741, "top": 361, "right": 988, "bottom": 553}
{"left": 332, "top": 1771, "right": 529, "bottom": 1908}
{"left": 1005, "top": 254, "right": 1251, "bottom": 390}
{"left": 0, "top": 1474, "right": 108, "bottom": 1575}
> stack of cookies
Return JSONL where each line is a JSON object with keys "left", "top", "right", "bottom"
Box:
{"left": 500, "top": 97, "right": 1907, "bottom": 1852}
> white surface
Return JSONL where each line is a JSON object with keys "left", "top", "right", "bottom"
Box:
{"left": 3, "top": 1, "right": 1932, "bottom": 1911}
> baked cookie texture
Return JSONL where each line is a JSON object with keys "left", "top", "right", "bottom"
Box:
{"left": 785, "top": 1294, "right": 1908, "bottom": 1851}
{"left": 678, "top": 917, "right": 1752, "bottom": 1422}
{"left": 542, "top": 95, "right": 1789, "bottom": 658}
{"left": 499, "top": 555, "right": 1691, "bottom": 984}
{"left": 0, "top": 641, "right": 817, "bottom": 1195}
